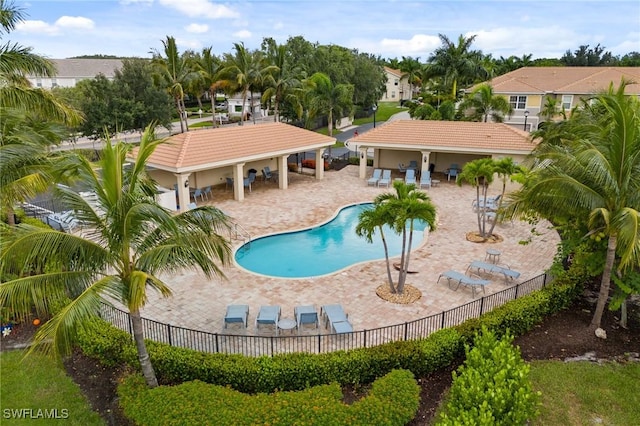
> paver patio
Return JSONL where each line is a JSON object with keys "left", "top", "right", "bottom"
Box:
{"left": 138, "top": 166, "right": 559, "bottom": 335}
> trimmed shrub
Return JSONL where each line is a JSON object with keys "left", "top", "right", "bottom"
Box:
{"left": 437, "top": 327, "right": 540, "bottom": 425}
{"left": 119, "top": 369, "right": 419, "bottom": 426}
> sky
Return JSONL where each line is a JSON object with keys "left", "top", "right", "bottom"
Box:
{"left": 9, "top": 0, "right": 640, "bottom": 61}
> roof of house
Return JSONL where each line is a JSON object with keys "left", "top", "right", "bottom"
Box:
{"left": 486, "top": 67, "right": 640, "bottom": 95}
{"left": 141, "top": 122, "right": 336, "bottom": 173}
{"left": 384, "top": 66, "right": 403, "bottom": 77}
{"left": 352, "top": 120, "right": 535, "bottom": 155}
{"left": 45, "top": 59, "right": 124, "bottom": 78}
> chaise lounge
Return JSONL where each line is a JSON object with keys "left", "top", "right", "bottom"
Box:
{"left": 224, "top": 304, "right": 249, "bottom": 328}
{"left": 437, "top": 270, "right": 491, "bottom": 297}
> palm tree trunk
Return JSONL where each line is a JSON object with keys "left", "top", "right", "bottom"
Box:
{"left": 130, "top": 309, "right": 159, "bottom": 388}
{"left": 591, "top": 234, "right": 616, "bottom": 329}
{"left": 240, "top": 88, "right": 247, "bottom": 126}
{"left": 397, "top": 229, "right": 408, "bottom": 294}
{"left": 181, "top": 99, "right": 190, "bottom": 132}
{"left": 378, "top": 227, "right": 396, "bottom": 293}
{"left": 6, "top": 206, "right": 16, "bottom": 226}
{"left": 209, "top": 92, "right": 217, "bottom": 128}
{"left": 175, "top": 97, "right": 185, "bottom": 133}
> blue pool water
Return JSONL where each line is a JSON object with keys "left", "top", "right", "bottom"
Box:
{"left": 234, "top": 203, "right": 428, "bottom": 278}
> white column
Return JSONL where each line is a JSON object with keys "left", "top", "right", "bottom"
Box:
{"left": 233, "top": 163, "right": 245, "bottom": 201}
{"left": 174, "top": 173, "right": 191, "bottom": 211}
{"left": 278, "top": 155, "right": 288, "bottom": 189}
{"left": 315, "top": 148, "right": 325, "bottom": 180}
{"left": 421, "top": 151, "right": 431, "bottom": 176}
{"left": 359, "top": 147, "right": 368, "bottom": 179}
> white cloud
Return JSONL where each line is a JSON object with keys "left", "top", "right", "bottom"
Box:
{"left": 233, "top": 29, "right": 252, "bottom": 39}
{"left": 16, "top": 20, "right": 60, "bottom": 35}
{"left": 159, "top": 0, "right": 239, "bottom": 19}
{"left": 55, "top": 16, "right": 95, "bottom": 30}
{"left": 185, "top": 23, "right": 209, "bottom": 33}
{"left": 119, "top": 0, "right": 153, "bottom": 4}
{"left": 273, "top": 21, "right": 284, "bottom": 30}
{"left": 379, "top": 34, "right": 441, "bottom": 56}
{"left": 472, "top": 27, "right": 578, "bottom": 58}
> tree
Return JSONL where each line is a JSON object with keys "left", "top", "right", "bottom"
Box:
{"left": 0, "top": 0, "right": 80, "bottom": 125}
{"left": 151, "top": 36, "right": 196, "bottom": 133}
{"left": 426, "top": 34, "right": 486, "bottom": 99}
{"left": 561, "top": 44, "right": 615, "bottom": 66}
{"left": 399, "top": 56, "right": 423, "bottom": 99}
{"left": 219, "top": 42, "right": 262, "bottom": 125}
{"left": 357, "top": 181, "right": 437, "bottom": 294}
{"left": 355, "top": 205, "right": 396, "bottom": 294}
{"left": 0, "top": 127, "right": 232, "bottom": 387}
{"left": 193, "top": 47, "right": 223, "bottom": 127}
{"left": 304, "top": 72, "right": 354, "bottom": 137}
{"left": 506, "top": 81, "right": 640, "bottom": 330}
{"left": 486, "top": 157, "right": 522, "bottom": 237}
{"left": 458, "top": 84, "right": 512, "bottom": 123}
{"left": 457, "top": 158, "right": 496, "bottom": 239}
{"left": 261, "top": 43, "right": 302, "bottom": 122}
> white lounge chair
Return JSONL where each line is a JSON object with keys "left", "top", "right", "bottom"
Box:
{"left": 437, "top": 270, "right": 491, "bottom": 297}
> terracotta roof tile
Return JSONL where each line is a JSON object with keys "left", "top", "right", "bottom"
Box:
{"left": 485, "top": 67, "right": 640, "bottom": 95}
{"left": 143, "top": 122, "right": 335, "bottom": 172}
{"left": 352, "top": 120, "right": 535, "bottom": 154}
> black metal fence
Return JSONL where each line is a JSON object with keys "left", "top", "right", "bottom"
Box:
{"left": 99, "top": 272, "right": 550, "bottom": 357}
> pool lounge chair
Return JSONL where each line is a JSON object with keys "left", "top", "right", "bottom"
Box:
{"left": 224, "top": 304, "right": 249, "bottom": 328}
{"left": 321, "top": 304, "right": 349, "bottom": 330}
{"left": 295, "top": 305, "right": 319, "bottom": 330}
{"left": 377, "top": 170, "right": 392, "bottom": 187}
{"left": 255, "top": 305, "right": 281, "bottom": 332}
{"left": 466, "top": 260, "right": 521, "bottom": 283}
{"left": 437, "top": 270, "right": 491, "bottom": 297}
{"left": 367, "top": 169, "right": 382, "bottom": 186}
{"left": 405, "top": 169, "right": 417, "bottom": 185}
{"left": 419, "top": 172, "right": 431, "bottom": 189}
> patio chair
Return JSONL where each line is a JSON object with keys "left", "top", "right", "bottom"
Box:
{"left": 202, "top": 186, "right": 212, "bottom": 200}
{"left": 224, "top": 304, "right": 249, "bottom": 328}
{"left": 367, "top": 169, "right": 382, "bottom": 186}
{"left": 447, "top": 164, "right": 460, "bottom": 182}
{"left": 226, "top": 177, "right": 234, "bottom": 191}
{"left": 408, "top": 160, "right": 418, "bottom": 170}
{"left": 332, "top": 320, "right": 353, "bottom": 334}
{"left": 377, "top": 169, "right": 392, "bottom": 187}
{"left": 294, "top": 305, "right": 319, "bottom": 330}
{"left": 398, "top": 163, "right": 407, "bottom": 173}
{"left": 472, "top": 194, "right": 502, "bottom": 212}
{"left": 419, "top": 171, "right": 431, "bottom": 189}
{"left": 437, "top": 270, "right": 491, "bottom": 297}
{"left": 405, "top": 169, "right": 417, "bottom": 185}
{"left": 255, "top": 305, "right": 281, "bottom": 331}
{"left": 321, "top": 304, "right": 349, "bottom": 330}
{"left": 243, "top": 173, "right": 256, "bottom": 193}
{"left": 192, "top": 188, "right": 204, "bottom": 203}
{"left": 187, "top": 202, "right": 197, "bottom": 210}
{"left": 262, "top": 166, "right": 273, "bottom": 183}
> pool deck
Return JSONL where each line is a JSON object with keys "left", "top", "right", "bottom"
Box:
{"left": 139, "top": 166, "right": 559, "bottom": 335}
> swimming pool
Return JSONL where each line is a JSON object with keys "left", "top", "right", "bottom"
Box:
{"left": 234, "top": 203, "right": 429, "bottom": 278}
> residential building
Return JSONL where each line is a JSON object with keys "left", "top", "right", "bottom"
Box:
{"left": 26, "top": 58, "right": 123, "bottom": 89}
{"left": 479, "top": 67, "right": 640, "bottom": 131}
{"left": 381, "top": 67, "right": 410, "bottom": 103}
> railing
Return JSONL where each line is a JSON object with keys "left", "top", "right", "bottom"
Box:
{"left": 99, "top": 272, "right": 551, "bottom": 357}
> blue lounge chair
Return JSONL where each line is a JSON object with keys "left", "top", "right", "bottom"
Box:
{"left": 295, "top": 305, "right": 319, "bottom": 330}
{"left": 447, "top": 163, "right": 460, "bottom": 181}
{"left": 377, "top": 169, "right": 392, "bottom": 187}
{"left": 367, "top": 169, "right": 382, "bottom": 186}
{"left": 419, "top": 171, "right": 431, "bottom": 189}
{"left": 321, "top": 304, "right": 349, "bottom": 331}
{"left": 437, "top": 270, "right": 491, "bottom": 297}
{"left": 405, "top": 169, "right": 416, "bottom": 185}
{"left": 255, "top": 305, "right": 281, "bottom": 331}
{"left": 224, "top": 304, "right": 249, "bottom": 328}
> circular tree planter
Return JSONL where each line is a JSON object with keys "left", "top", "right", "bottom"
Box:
{"left": 376, "top": 284, "right": 422, "bottom": 304}
{"left": 466, "top": 231, "right": 503, "bottom": 243}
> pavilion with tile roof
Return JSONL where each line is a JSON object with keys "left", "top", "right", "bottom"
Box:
{"left": 136, "top": 122, "right": 335, "bottom": 207}
{"left": 349, "top": 120, "right": 535, "bottom": 180}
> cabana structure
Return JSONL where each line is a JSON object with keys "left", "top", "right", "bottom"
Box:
{"left": 133, "top": 122, "right": 335, "bottom": 208}
{"left": 350, "top": 120, "right": 535, "bottom": 180}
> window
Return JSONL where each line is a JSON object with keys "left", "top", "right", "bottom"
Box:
{"left": 51, "top": 78, "right": 58, "bottom": 88}
{"left": 394, "top": 79, "right": 399, "bottom": 86}
{"left": 509, "top": 95, "right": 527, "bottom": 110}
{"left": 391, "top": 91, "right": 396, "bottom": 98}
{"left": 562, "top": 95, "right": 573, "bottom": 110}
{"left": 36, "top": 78, "right": 42, "bottom": 87}
{"left": 234, "top": 105, "right": 242, "bottom": 112}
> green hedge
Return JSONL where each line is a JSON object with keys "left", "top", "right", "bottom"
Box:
{"left": 119, "top": 369, "right": 420, "bottom": 426}
{"left": 77, "top": 268, "right": 584, "bottom": 394}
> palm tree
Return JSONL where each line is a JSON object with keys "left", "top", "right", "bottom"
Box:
{"left": 219, "top": 42, "right": 260, "bottom": 125}
{"left": 399, "top": 56, "right": 423, "bottom": 99}
{"left": 506, "top": 82, "right": 640, "bottom": 330}
{"left": 457, "top": 158, "right": 496, "bottom": 239}
{"left": 193, "top": 47, "right": 222, "bottom": 127}
{"left": 0, "top": 0, "right": 80, "bottom": 125}
{"left": 262, "top": 43, "right": 302, "bottom": 122}
{"left": 0, "top": 108, "right": 68, "bottom": 225}
{"left": 305, "top": 72, "right": 353, "bottom": 137}
{"left": 426, "top": 34, "right": 486, "bottom": 99}
{"left": 459, "top": 84, "right": 512, "bottom": 122}
{"left": 0, "top": 126, "right": 232, "bottom": 387}
{"left": 355, "top": 204, "right": 397, "bottom": 293}
{"left": 486, "top": 157, "right": 522, "bottom": 237}
{"left": 151, "top": 36, "right": 196, "bottom": 133}
{"left": 358, "top": 181, "right": 437, "bottom": 294}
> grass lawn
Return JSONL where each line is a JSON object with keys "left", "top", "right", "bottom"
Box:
{"left": 529, "top": 360, "right": 640, "bottom": 425}
{"left": 0, "top": 350, "right": 104, "bottom": 425}
{"left": 353, "top": 102, "right": 408, "bottom": 125}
